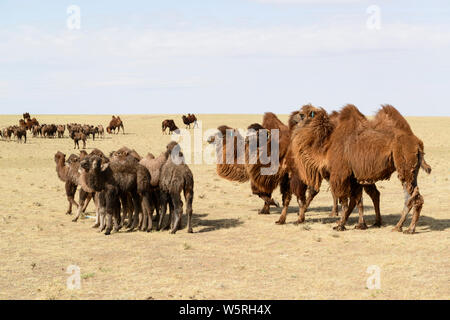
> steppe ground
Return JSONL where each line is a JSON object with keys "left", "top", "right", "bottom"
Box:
{"left": 0, "top": 114, "right": 448, "bottom": 300}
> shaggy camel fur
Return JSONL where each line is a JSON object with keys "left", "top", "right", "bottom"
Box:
{"left": 158, "top": 142, "right": 194, "bottom": 234}
{"left": 291, "top": 104, "right": 430, "bottom": 233}
{"left": 207, "top": 113, "right": 290, "bottom": 215}
{"left": 80, "top": 150, "right": 152, "bottom": 235}
{"left": 207, "top": 125, "right": 250, "bottom": 183}
{"left": 138, "top": 150, "right": 171, "bottom": 231}
{"left": 275, "top": 109, "right": 382, "bottom": 226}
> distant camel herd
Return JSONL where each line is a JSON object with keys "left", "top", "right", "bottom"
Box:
{"left": 1, "top": 114, "right": 124, "bottom": 149}
{"left": 207, "top": 104, "right": 431, "bottom": 234}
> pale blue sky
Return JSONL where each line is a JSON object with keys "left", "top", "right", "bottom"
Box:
{"left": 1, "top": 0, "right": 449, "bottom": 115}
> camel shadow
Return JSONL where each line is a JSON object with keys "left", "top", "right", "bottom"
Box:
{"left": 306, "top": 212, "right": 449, "bottom": 232}
{"left": 190, "top": 213, "right": 244, "bottom": 233}
{"left": 359, "top": 213, "right": 450, "bottom": 232}
{"left": 265, "top": 205, "right": 375, "bottom": 215}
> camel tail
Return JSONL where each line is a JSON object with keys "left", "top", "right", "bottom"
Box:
{"left": 420, "top": 156, "right": 432, "bottom": 174}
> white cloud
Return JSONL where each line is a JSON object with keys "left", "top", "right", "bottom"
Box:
{"left": 1, "top": 23, "right": 449, "bottom": 65}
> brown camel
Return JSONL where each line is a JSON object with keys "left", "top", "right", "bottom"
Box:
{"left": 158, "top": 142, "right": 194, "bottom": 234}
{"left": 207, "top": 112, "right": 291, "bottom": 215}
{"left": 54, "top": 151, "right": 93, "bottom": 217}
{"left": 290, "top": 104, "right": 431, "bottom": 233}
{"left": 275, "top": 108, "right": 382, "bottom": 226}
{"left": 107, "top": 116, "right": 125, "bottom": 134}
{"left": 162, "top": 119, "right": 179, "bottom": 134}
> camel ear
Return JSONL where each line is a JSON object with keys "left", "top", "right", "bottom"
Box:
{"left": 101, "top": 163, "right": 109, "bottom": 172}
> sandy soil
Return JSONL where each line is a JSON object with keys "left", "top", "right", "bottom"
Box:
{"left": 0, "top": 114, "right": 448, "bottom": 300}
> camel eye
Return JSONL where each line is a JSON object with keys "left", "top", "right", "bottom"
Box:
{"left": 300, "top": 114, "right": 305, "bottom": 120}
{"left": 310, "top": 111, "right": 315, "bottom": 118}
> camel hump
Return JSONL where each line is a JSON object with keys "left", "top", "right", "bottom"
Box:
{"left": 262, "top": 112, "right": 288, "bottom": 131}
{"left": 338, "top": 104, "right": 367, "bottom": 123}
{"left": 374, "top": 104, "right": 413, "bottom": 134}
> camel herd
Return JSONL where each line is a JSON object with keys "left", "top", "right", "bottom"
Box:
{"left": 45, "top": 105, "right": 430, "bottom": 235}
{"left": 0, "top": 114, "right": 123, "bottom": 149}
{"left": 54, "top": 142, "right": 194, "bottom": 235}
{"left": 207, "top": 104, "right": 431, "bottom": 234}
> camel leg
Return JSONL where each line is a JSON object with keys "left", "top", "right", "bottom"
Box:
{"left": 113, "top": 197, "right": 121, "bottom": 232}
{"left": 170, "top": 192, "right": 183, "bottom": 234}
{"left": 152, "top": 189, "right": 161, "bottom": 223}
{"left": 141, "top": 194, "right": 153, "bottom": 232}
{"left": 330, "top": 194, "right": 339, "bottom": 217}
{"left": 72, "top": 189, "right": 89, "bottom": 222}
{"left": 104, "top": 210, "right": 113, "bottom": 235}
{"left": 297, "top": 187, "right": 319, "bottom": 224}
{"left": 392, "top": 184, "right": 416, "bottom": 232}
{"left": 165, "top": 197, "right": 174, "bottom": 230}
{"left": 158, "top": 191, "right": 169, "bottom": 231}
{"left": 81, "top": 192, "right": 92, "bottom": 213}
{"left": 276, "top": 174, "right": 292, "bottom": 225}
{"left": 184, "top": 186, "right": 194, "bottom": 233}
{"left": 65, "top": 182, "right": 78, "bottom": 215}
{"left": 334, "top": 196, "right": 355, "bottom": 231}
{"left": 98, "top": 207, "right": 106, "bottom": 232}
{"left": 258, "top": 193, "right": 278, "bottom": 214}
{"left": 354, "top": 194, "right": 368, "bottom": 230}
{"left": 363, "top": 184, "right": 382, "bottom": 227}
{"left": 92, "top": 193, "right": 100, "bottom": 228}
{"left": 127, "top": 193, "right": 141, "bottom": 231}
{"left": 404, "top": 187, "right": 423, "bottom": 234}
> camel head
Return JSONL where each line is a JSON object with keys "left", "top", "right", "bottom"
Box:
{"left": 80, "top": 155, "right": 109, "bottom": 173}
{"left": 295, "top": 104, "right": 327, "bottom": 128}
{"left": 79, "top": 150, "right": 88, "bottom": 160}
{"left": 54, "top": 151, "right": 66, "bottom": 163}
{"left": 207, "top": 125, "right": 238, "bottom": 145}
{"left": 66, "top": 154, "right": 80, "bottom": 166}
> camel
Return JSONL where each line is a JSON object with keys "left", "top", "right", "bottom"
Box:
{"left": 162, "top": 119, "right": 179, "bottom": 134}
{"left": 207, "top": 112, "right": 291, "bottom": 215}
{"left": 181, "top": 114, "right": 198, "bottom": 129}
{"left": 70, "top": 130, "right": 86, "bottom": 149}
{"left": 138, "top": 150, "right": 171, "bottom": 232}
{"left": 275, "top": 109, "right": 382, "bottom": 226}
{"left": 157, "top": 142, "right": 194, "bottom": 234}
{"left": 57, "top": 125, "right": 65, "bottom": 138}
{"left": 107, "top": 116, "right": 124, "bottom": 134}
{"left": 290, "top": 104, "right": 431, "bottom": 233}
{"left": 54, "top": 151, "right": 92, "bottom": 217}
{"left": 13, "top": 127, "right": 27, "bottom": 143}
